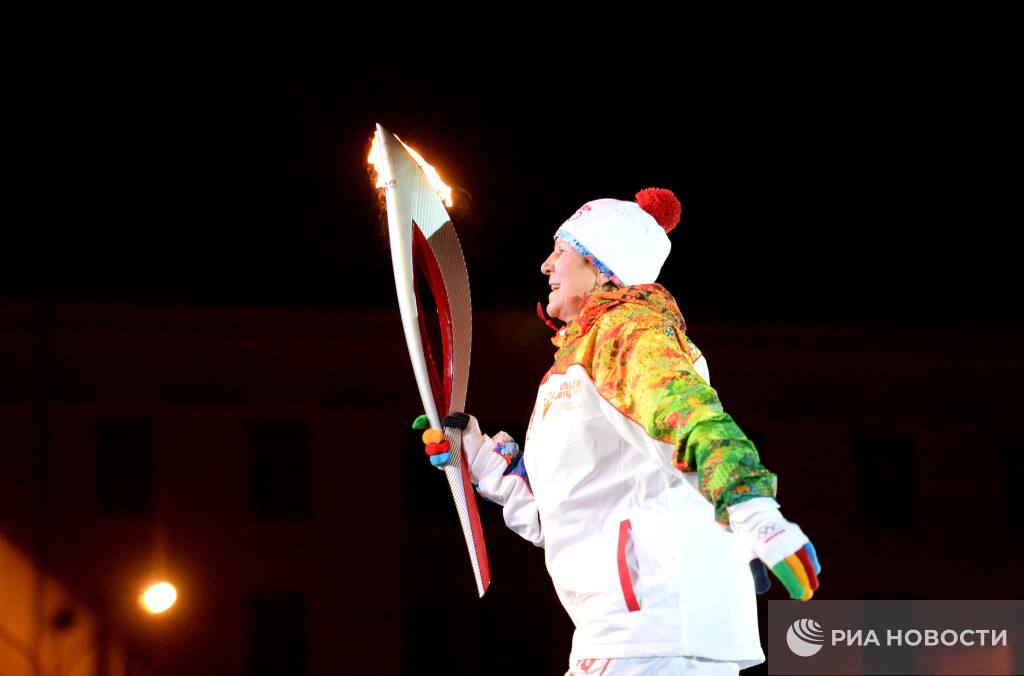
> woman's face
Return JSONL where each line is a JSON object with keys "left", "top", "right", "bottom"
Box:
{"left": 540, "top": 237, "right": 600, "bottom": 322}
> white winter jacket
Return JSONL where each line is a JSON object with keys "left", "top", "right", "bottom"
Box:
{"left": 465, "top": 285, "right": 776, "bottom": 668}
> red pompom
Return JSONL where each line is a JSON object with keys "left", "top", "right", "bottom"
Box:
{"left": 635, "top": 188, "right": 682, "bottom": 234}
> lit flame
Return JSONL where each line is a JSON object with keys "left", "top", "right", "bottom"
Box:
{"left": 139, "top": 581, "right": 177, "bottom": 614}
{"left": 368, "top": 131, "right": 454, "bottom": 207}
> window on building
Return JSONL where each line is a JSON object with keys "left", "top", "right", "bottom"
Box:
{"left": 1002, "top": 438, "right": 1023, "bottom": 530}
{"left": 95, "top": 420, "right": 152, "bottom": 515}
{"left": 250, "top": 423, "right": 308, "bottom": 519}
{"left": 854, "top": 433, "right": 914, "bottom": 528}
{"left": 247, "top": 595, "right": 305, "bottom": 676}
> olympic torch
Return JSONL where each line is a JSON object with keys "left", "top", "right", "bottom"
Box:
{"left": 368, "top": 124, "right": 491, "bottom": 596}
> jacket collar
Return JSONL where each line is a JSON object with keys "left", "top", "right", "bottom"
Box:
{"left": 552, "top": 284, "right": 686, "bottom": 347}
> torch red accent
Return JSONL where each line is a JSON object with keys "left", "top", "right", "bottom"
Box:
{"left": 411, "top": 219, "right": 491, "bottom": 594}
{"left": 461, "top": 451, "right": 491, "bottom": 590}
{"left": 536, "top": 301, "right": 560, "bottom": 333}
{"left": 796, "top": 547, "right": 820, "bottom": 591}
{"left": 635, "top": 188, "right": 682, "bottom": 234}
{"left": 412, "top": 222, "right": 453, "bottom": 416}
{"left": 617, "top": 519, "right": 640, "bottom": 612}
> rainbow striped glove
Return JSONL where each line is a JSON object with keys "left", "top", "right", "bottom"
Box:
{"left": 728, "top": 497, "right": 821, "bottom": 601}
{"left": 412, "top": 412, "right": 477, "bottom": 468}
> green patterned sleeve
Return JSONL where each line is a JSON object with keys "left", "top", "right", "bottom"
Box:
{"left": 594, "top": 319, "right": 777, "bottom": 524}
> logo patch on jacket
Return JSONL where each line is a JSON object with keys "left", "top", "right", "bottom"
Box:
{"left": 542, "top": 379, "right": 582, "bottom": 418}
{"left": 570, "top": 658, "right": 610, "bottom": 674}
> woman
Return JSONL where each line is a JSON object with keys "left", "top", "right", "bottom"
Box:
{"left": 421, "top": 188, "right": 820, "bottom": 675}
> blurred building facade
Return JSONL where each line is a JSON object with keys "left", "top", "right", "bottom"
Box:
{"left": 1, "top": 300, "right": 1021, "bottom": 675}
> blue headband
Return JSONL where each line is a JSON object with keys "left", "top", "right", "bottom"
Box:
{"left": 555, "top": 229, "right": 622, "bottom": 286}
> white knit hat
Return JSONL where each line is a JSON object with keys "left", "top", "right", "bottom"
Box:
{"left": 555, "top": 188, "right": 682, "bottom": 285}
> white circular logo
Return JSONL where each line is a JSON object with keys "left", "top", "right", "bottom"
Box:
{"left": 787, "top": 618, "right": 825, "bottom": 657}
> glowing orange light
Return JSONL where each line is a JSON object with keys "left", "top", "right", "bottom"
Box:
{"left": 368, "top": 131, "right": 454, "bottom": 207}
{"left": 139, "top": 581, "right": 177, "bottom": 614}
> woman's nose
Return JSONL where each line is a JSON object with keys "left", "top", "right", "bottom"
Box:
{"left": 540, "top": 254, "right": 553, "bottom": 275}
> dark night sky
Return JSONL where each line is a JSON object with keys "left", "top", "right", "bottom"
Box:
{"left": 9, "top": 11, "right": 1017, "bottom": 327}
